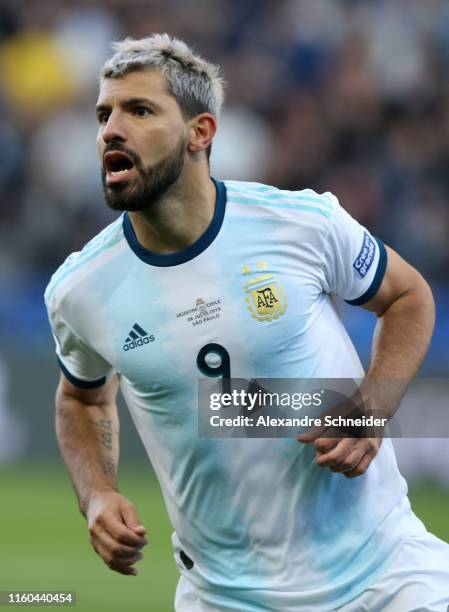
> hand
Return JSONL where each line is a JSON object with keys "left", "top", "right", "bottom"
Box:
{"left": 297, "top": 389, "right": 386, "bottom": 478}
{"left": 86, "top": 491, "right": 148, "bottom": 575}
{"left": 298, "top": 429, "right": 382, "bottom": 478}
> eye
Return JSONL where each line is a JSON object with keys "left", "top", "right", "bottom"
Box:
{"left": 132, "top": 106, "right": 152, "bottom": 117}
{"left": 97, "top": 112, "right": 110, "bottom": 125}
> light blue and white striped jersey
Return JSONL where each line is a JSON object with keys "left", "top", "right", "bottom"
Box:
{"left": 45, "top": 180, "right": 425, "bottom": 610}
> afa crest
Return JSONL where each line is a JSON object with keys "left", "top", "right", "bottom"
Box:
{"left": 243, "top": 263, "right": 287, "bottom": 321}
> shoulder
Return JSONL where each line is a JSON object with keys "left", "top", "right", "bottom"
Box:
{"left": 44, "top": 215, "right": 125, "bottom": 312}
{"left": 223, "top": 180, "right": 338, "bottom": 226}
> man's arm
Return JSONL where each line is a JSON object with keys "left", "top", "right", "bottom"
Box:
{"left": 56, "top": 373, "right": 147, "bottom": 575}
{"left": 299, "top": 245, "right": 435, "bottom": 477}
{"left": 361, "top": 245, "right": 435, "bottom": 380}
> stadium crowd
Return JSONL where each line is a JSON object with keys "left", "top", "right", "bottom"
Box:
{"left": 1, "top": 0, "right": 449, "bottom": 284}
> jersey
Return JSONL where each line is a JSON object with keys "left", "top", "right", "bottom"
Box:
{"left": 44, "top": 180, "right": 426, "bottom": 611}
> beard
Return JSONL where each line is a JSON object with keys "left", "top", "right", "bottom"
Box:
{"left": 101, "top": 134, "right": 187, "bottom": 212}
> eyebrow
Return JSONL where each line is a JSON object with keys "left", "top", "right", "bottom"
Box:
{"left": 95, "top": 97, "right": 161, "bottom": 115}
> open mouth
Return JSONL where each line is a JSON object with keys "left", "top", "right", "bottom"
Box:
{"left": 104, "top": 151, "right": 136, "bottom": 184}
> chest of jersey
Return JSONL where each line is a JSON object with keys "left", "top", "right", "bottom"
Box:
{"left": 88, "top": 227, "right": 326, "bottom": 391}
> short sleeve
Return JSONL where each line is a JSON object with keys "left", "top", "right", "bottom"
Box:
{"left": 322, "top": 194, "right": 387, "bottom": 305}
{"left": 46, "top": 302, "right": 113, "bottom": 388}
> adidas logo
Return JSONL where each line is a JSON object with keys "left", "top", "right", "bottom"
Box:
{"left": 123, "top": 324, "right": 155, "bottom": 351}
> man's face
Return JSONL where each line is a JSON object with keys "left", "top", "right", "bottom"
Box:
{"left": 96, "top": 69, "right": 188, "bottom": 211}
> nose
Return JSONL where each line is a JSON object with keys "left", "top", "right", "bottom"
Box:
{"left": 101, "top": 110, "right": 127, "bottom": 144}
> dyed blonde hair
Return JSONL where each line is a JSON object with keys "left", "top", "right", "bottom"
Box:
{"left": 101, "top": 33, "right": 225, "bottom": 120}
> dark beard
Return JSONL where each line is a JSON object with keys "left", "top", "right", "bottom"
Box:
{"left": 101, "top": 135, "right": 187, "bottom": 212}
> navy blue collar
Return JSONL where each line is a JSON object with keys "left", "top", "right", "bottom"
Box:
{"left": 123, "top": 178, "right": 226, "bottom": 267}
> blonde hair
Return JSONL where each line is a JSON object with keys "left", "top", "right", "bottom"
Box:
{"left": 101, "top": 33, "right": 225, "bottom": 119}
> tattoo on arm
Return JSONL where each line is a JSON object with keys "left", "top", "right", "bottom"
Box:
{"left": 102, "top": 457, "right": 116, "bottom": 477}
{"left": 88, "top": 419, "right": 113, "bottom": 448}
{"left": 88, "top": 418, "right": 117, "bottom": 475}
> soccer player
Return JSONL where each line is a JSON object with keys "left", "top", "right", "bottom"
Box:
{"left": 45, "top": 34, "right": 449, "bottom": 611}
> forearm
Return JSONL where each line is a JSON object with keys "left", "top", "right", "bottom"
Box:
{"left": 362, "top": 276, "right": 435, "bottom": 416}
{"left": 56, "top": 389, "right": 120, "bottom": 516}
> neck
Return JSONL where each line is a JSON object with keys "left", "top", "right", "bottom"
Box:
{"left": 128, "top": 166, "right": 216, "bottom": 254}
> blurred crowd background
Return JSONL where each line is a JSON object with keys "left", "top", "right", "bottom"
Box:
{"left": 1, "top": 0, "right": 449, "bottom": 360}
{"left": 2, "top": 0, "right": 449, "bottom": 280}
{"left": 1, "top": 2, "right": 449, "bottom": 609}
{"left": 1, "top": 0, "right": 449, "bottom": 452}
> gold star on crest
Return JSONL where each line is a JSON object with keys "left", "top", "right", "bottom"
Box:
{"left": 242, "top": 265, "right": 251, "bottom": 274}
{"left": 257, "top": 261, "right": 268, "bottom": 270}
